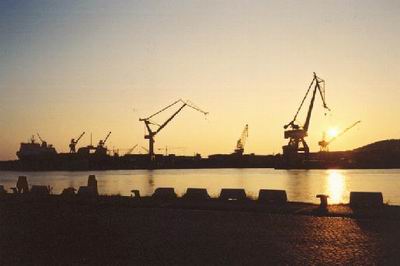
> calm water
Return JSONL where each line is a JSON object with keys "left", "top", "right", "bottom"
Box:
{"left": 1, "top": 169, "right": 400, "bottom": 204}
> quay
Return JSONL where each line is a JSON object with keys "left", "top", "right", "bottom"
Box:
{"left": 1, "top": 176, "right": 400, "bottom": 265}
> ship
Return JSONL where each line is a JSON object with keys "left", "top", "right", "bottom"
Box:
{"left": 12, "top": 132, "right": 120, "bottom": 171}
{"left": 16, "top": 135, "right": 57, "bottom": 161}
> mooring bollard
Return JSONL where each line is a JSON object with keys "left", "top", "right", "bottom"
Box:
{"left": 316, "top": 194, "right": 329, "bottom": 210}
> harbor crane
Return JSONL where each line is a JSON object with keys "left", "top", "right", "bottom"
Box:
{"left": 94, "top": 131, "right": 111, "bottom": 156}
{"left": 98, "top": 131, "right": 111, "bottom": 148}
{"left": 283, "top": 72, "right": 330, "bottom": 160}
{"left": 69, "top": 132, "right": 85, "bottom": 153}
{"left": 234, "top": 124, "right": 249, "bottom": 155}
{"left": 319, "top": 121, "right": 361, "bottom": 152}
{"left": 139, "top": 99, "right": 208, "bottom": 159}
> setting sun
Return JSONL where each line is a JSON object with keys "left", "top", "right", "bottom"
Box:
{"left": 328, "top": 128, "right": 339, "bottom": 139}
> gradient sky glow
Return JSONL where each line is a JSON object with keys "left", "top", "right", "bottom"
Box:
{"left": 1, "top": 0, "right": 400, "bottom": 160}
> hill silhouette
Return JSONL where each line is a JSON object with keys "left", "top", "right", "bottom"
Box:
{"left": 354, "top": 139, "right": 400, "bottom": 153}
{"left": 351, "top": 139, "right": 400, "bottom": 168}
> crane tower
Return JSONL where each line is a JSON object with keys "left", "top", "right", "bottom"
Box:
{"left": 69, "top": 132, "right": 85, "bottom": 153}
{"left": 234, "top": 124, "right": 248, "bottom": 155}
{"left": 283, "top": 72, "right": 330, "bottom": 161}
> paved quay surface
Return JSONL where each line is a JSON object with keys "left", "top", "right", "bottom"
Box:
{"left": 1, "top": 199, "right": 400, "bottom": 265}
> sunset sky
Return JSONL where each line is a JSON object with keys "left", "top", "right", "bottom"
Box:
{"left": 1, "top": 0, "right": 399, "bottom": 160}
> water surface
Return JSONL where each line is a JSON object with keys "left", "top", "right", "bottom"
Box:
{"left": 1, "top": 169, "right": 399, "bottom": 204}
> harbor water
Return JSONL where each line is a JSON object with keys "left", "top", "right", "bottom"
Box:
{"left": 1, "top": 169, "right": 400, "bottom": 205}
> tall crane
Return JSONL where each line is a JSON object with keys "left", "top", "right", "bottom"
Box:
{"left": 319, "top": 121, "right": 361, "bottom": 152}
{"left": 69, "top": 132, "right": 85, "bottom": 153}
{"left": 139, "top": 99, "right": 208, "bottom": 159}
{"left": 94, "top": 131, "right": 111, "bottom": 156}
{"left": 234, "top": 124, "right": 249, "bottom": 155}
{"left": 283, "top": 72, "right": 330, "bottom": 159}
{"left": 98, "top": 131, "right": 111, "bottom": 148}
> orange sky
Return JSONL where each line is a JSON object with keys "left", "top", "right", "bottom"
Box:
{"left": 1, "top": 1, "right": 399, "bottom": 160}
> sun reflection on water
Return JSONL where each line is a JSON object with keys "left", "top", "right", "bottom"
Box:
{"left": 326, "top": 170, "right": 347, "bottom": 204}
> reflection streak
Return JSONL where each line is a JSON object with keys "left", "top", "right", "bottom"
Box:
{"left": 326, "top": 170, "right": 347, "bottom": 204}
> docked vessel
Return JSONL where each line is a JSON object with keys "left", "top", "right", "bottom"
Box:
{"left": 16, "top": 135, "right": 57, "bottom": 161}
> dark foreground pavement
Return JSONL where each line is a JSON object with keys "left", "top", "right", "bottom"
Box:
{"left": 1, "top": 199, "right": 400, "bottom": 265}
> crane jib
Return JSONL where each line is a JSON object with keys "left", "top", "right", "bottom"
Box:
{"left": 139, "top": 99, "right": 208, "bottom": 158}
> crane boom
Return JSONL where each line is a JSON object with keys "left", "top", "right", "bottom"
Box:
{"left": 144, "top": 99, "right": 182, "bottom": 120}
{"left": 184, "top": 100, "right": 209, "bottom": 115}
{"left": 76, "top": 132, "right": 85, "bottom": 143}
{"left": 156, "top": 104, "right": 187, "bottom": 134}
{"left": 234, "top": 124, "right": 248, "bottom": 155}
{"left": 103, "top": 132, "right": 112, "bottom": 144}
{"left": 327, "top": 121, "right": 361, "bottom": 146}
{"left": 319, "top": 121, "right": 361, "bottom": 151}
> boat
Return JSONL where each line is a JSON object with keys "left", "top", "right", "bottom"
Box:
{"left": 16, "top": 135, "right": 57, "bottom": 161}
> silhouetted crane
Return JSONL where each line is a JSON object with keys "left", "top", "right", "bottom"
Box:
{"left": 234, "top": 124, "right": 248, "bottom": 155}
{"left": 98, "top": 132, "right": 111, "bottom": 148}
{"left": 94, "top": 131, "right": 111, "bottom": 156}
{"left": 69, "top": 132, "right": 85, "bottom": 153}
{"left": 283, "top": 72, "right": 330, "bottom": 160}
{"left": 319, "top": 121, "right": 361, "bottom": 152}
{"left": 139, "top": 99, "right": 208, "bottom": 159}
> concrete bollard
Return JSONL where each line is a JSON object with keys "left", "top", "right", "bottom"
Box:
{"left": 152, "top": 188, "right": 177, "bottom": 200}
{"left": 258, "top": 189, "right": 287, "bottom": 204}
{"left": 78, "top": 175, "right": 99, "bottom": 197}
{"left": 87, "top": 175, "right": 98, "bottom": 196}
{"left": 182, "top": 188, "right": 210, "bottom": 201}
{"left": 219, "top": 189, "right": 247, "bottom": 201}
{"left": 131, "top": 190, "right": 141, "bottom": 198}
{"left": 17, "top": 176, "right": 29, "bottom": 194}
{"left": 350, "top": 192, "right": 383, "bottom": 208}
